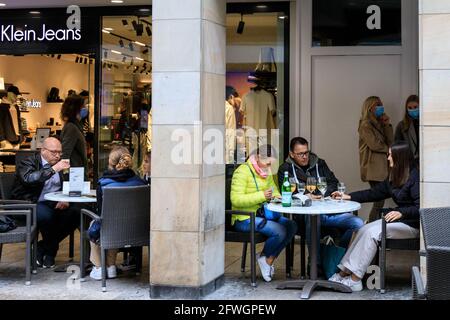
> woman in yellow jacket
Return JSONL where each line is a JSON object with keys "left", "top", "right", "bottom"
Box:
{"left": 231, "top": 144, "right": 297, "bottom": 282}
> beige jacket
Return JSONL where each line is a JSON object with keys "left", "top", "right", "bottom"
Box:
{"left": 358, "top": 118, "right": 394, "bottom": 182}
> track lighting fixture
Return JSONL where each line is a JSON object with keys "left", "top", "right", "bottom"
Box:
{"left": 129, "top": 42, "right": 134, "bottom": 51}
{"left": 119, "top": 39, "right": 124, "bottom": 48}
{"left": 75, "top": 56, "right": 79, "bottom": 63}
{"left": 84, "top": 57, "right": 88, "bottom": 64}
{"left": 122, "top": 19, "right": 128, "bottom": 26}
{"left": 146, "top": 25, "right": 152, "bottom": 36}
{"left": 57, "top": 54, "right": 61, "bottom": 60}
{"left": 237, "top": 13, "right": 245, "bottom": 34}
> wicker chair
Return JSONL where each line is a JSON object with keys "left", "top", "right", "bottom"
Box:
{"left": 412, "top": 207, "right": 450, "bottom": 300}
{"left": 0, "top": 172, "right": 75, "bottom": 262}
{"left": 79, "top": 185, "right": 151, "bottom": 292}
{"left": 0, "top": 202, "right": 38, "bottom": 285}
{"left": 378, "top": 209, "right": 421, "bottom": 293}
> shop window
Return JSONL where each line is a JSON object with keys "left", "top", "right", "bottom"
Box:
{"left": 313, "top": 0, "right": 401, "bottom": 47}
{"left": 225, "top": 6, "right": 289, "bottom": 207}
{"left": 99, "top": 15, "right": 151, "bottom": 177}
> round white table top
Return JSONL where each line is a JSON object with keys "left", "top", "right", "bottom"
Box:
{"left": 267, "top": 199, "right": 361, "bottom": 215}
{"left": 44, "top": 191, "right": 97, "bottom": 203}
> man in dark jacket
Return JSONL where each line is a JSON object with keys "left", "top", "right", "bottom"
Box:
{"left": 277, "top": 137, "right": 363, "bottom": 255}
{"left": 11, "top": 137, "right": 79, "bottom": 268}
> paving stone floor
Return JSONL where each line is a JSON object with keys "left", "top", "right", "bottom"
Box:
{"left": 0, "top": 233, "right": 416, "bottom": 300}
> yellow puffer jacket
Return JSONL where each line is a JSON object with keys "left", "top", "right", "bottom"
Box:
{"left": 230, "top": 160, "right": 281, "bottom": 225}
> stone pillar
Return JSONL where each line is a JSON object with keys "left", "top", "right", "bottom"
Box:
{"left": 150, "top": 0, "right": 226, "bottom": 298}
{"left": 419, "top": 0, "right": 450, "bottom": 281}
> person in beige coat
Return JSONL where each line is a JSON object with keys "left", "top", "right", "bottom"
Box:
{"left": 358, "top": 96, "right": 394, "bottom": 222}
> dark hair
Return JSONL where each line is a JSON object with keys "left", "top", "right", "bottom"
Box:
{"left": 389, "top": 141, "right": 416, "bottom": 187}
{"left": 290, "top": 137, "right": 309, "bottom": 151}
{"left": 79, "top": 90, "right": 89, "bottom": 97}
{"left": 403, "top": 95, "right": 419, "bottom": 130}
{"left": 225, "top": 86, "right": 237, "bottom": 100}
{"left": 61, "top": 95, "right": 84, "bottom": 122}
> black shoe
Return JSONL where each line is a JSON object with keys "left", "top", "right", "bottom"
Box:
{"left": 36, "top": 247, "right": 44, "bottom": 268}
{"left": 43, "top": 255, "right": 56, "bottom": 269}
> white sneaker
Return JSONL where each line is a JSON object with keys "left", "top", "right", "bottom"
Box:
{"left": 340, "top": 276, "right": 363, "bottom": 292}
{"left": 89, "top": 266, "right": 102, "bottom": 281}
{"left": 107, "top": 265, "right": 117, "bottom": 279}
{"left": 89, "top": 266, "right": 117, "bottom": 280}
{"left": 270, "top": 265, "right": 275, "bottom": 278}
{"left": 257, "top": 256, "right": 272, "bottom": 282}
{"left": 329, "top": 273, "right": 346, "bottom": 283}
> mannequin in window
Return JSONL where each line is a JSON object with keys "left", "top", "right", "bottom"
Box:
{"left": 225, "top": 86, "right": 237, "bottom": 164}
{"left": 0, "top": 85, "right": 22, "bottom": 150}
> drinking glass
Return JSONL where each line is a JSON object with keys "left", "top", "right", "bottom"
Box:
{"left": 289, "top": 177, "right": 297, "bottom": 193}
{"left": 338, "top": 182, "right": 346, "bottom": 203}
{"left": 62, "top": 159, "right": 70, "bottom": 175}
{"left": 306, "top": 177, "right": 317, "bottom": 196}
{"left": 317, "top": 177, "right": 327, "bottom": 201}
{"left": 297, "top": 182, "right": 306, "bottom": 195}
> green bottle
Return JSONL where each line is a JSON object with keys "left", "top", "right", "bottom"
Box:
{"left": 281, "top": 171, "right": 292, "bottom": 207}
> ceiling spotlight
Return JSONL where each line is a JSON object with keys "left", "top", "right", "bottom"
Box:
{"left": 57, "top": 54, "right": 61, "bottom": 60}
{"left": 122, "top": 56, "right": 126, "bottom": 63}
{"left": 130, "top": 58, "right": 134, "bottom": 66}
{"left": 132, "top": 20, "right": 138, "bottom": 30}
{"left": 104, "top": 51, "right": 108, "bottom": 59}
{"left": 136, "top": 24, "right": 144, "bottom": 36}
{"left": 142, "top": 48, "right": 149, "bottom": 55}
{"left": 129, "top": 42, "right": 134, "bottom": 51}
{"left": 84, "top": 57, "right": 88, "bottom": 64}
{"left": 122, "top": 19, "right": 128, "bottom": 26}
{"left": 119, "top": 39, "right": 124, "bottom": 48}
{"left": 146, "top": 26, "right": 152, "bottom": 37}
{"left": 75, "top": 56, "right": 79, "bottom": 63}
{"left": 111, "top": 0, "right": 124, "bottom": 3}
{"left": 237, "top": 14, "right": 245, "bottom": 34}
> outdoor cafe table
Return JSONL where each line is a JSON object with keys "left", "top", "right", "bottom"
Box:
{"left": 44, "top": 191, "right": 97, "bottom": 272}
{"left": 267, "top": 199, "right": 361, "bottom": 299}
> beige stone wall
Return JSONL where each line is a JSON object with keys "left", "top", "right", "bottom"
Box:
{"left": 419, "top": 0, "right": 450, "bottom": 281}
{"left": 150, "top": 0, "right": 226, "bottom": 289}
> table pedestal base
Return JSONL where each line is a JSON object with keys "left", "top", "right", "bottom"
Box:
{"left": 277, "top": 280, "right": 353, "bottom": 299}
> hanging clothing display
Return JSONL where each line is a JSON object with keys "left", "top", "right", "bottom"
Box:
{"left": 0, "top": 99, "right": 21, "bottom": 146}
{"left": 241, "top": 88, "right": 277, "bottom": 133}
{"left": 225, "top": 100, "right": 237, "bottom": 164}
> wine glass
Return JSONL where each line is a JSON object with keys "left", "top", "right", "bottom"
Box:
{"left": 306, "top": 177, "right": 317, "bottom": 197}
{"left": 289, "top": 177, "right": 297, "bottom": 193}
{"left": 317, "top": 177, "right": 327, "bottom": 201}
{"left": 338, "top": 182, "right": 346, "bottom": 203}
{"left": 297, "top": 182, "right": 306, "bottom": 195}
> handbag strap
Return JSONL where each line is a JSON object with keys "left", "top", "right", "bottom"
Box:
{"left": 246, "top": 163, "right": 260, "bottom": 192}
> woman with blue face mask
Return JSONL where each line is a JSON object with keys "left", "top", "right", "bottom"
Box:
{"left": 358, "top": 96, "right": 394, "bottom": 223}
{"left": 395, "top": 95, "right": 420, "bottom": 162}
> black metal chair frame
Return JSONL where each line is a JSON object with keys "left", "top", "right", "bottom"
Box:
{"left": 0, "top": 201, "right": 38, "bottom": 285}
{"left": 225, "top": 210, "right": 267, "bottom": 287}
{"left": 378, "top": 210, "right": 420, "bottom": 294}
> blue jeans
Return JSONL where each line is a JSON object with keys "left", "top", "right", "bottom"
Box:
{"left": 234, "top": 216, "right": 297, "bottom": 258}
{"left": 305, "top": 213, "right": 364, "bottom": 264}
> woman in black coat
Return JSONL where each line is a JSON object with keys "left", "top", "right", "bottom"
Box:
{"left": 60, "top": 95, "right": 88, "bottom": 177}
{"left": 328, "top": 142, "right": 420, "bottom": 292}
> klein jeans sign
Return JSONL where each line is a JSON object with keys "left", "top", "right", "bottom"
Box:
{"left": 0, "top": 6, "right": 81, "bottom": 43}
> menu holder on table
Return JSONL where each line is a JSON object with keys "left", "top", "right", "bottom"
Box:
{"left": 68, "top": 167, "right": 85, "bottom": 197}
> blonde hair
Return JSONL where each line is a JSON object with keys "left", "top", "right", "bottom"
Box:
{"left": 361, "top": 96, "right": 381, "bottom": 122}
{"left": 109, "top": 146, "right": 133, "bottom": 171}
{"left": 139, "top": 150, "right": 151, "bottom": 176}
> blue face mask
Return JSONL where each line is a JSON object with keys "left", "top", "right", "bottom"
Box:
{"left": 80, "top": 107, "right": 88, "bottom": 119}
{"left": 374, "top": 105, "right": 385, "bottom": 118}
{"left": 408, "top": 108, "right": 419, "bottom": 120}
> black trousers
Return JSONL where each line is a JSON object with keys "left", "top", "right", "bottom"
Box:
{"left": 36, "top": 201, "right": 79, "bottom": 257}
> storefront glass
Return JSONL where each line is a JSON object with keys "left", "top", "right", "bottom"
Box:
{"left": 99, "top": 15, "right": 152, "bottom": 177}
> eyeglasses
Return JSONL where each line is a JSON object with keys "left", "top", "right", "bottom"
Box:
{"left": 44, "top": 148, "right": 62, "bottom": 156}
{"left": 292, "top": 151, "right": 310, "bottom": 158}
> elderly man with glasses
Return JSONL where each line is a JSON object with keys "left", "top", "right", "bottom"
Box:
{"left": 11, "top": 137, "right": 79, "bottom": 268}
{"left": 277, "top": 137, "right": 364, "bottom": 276}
